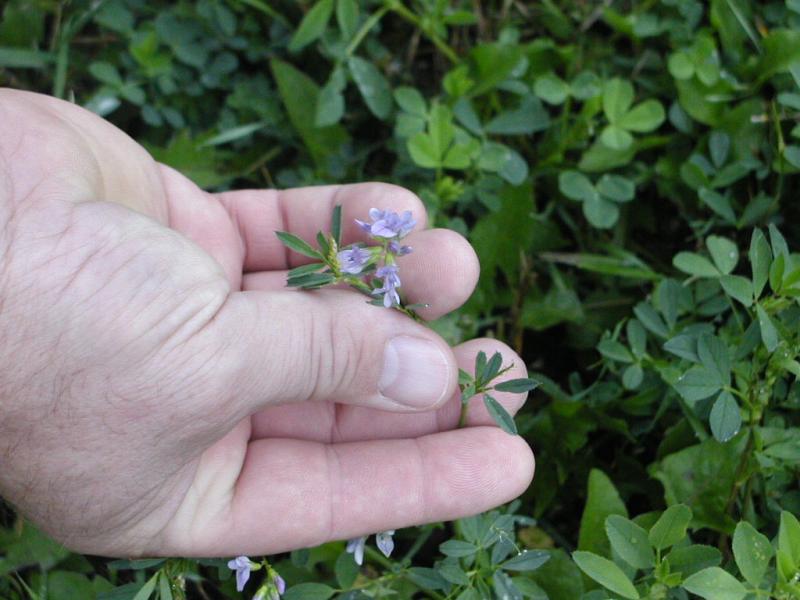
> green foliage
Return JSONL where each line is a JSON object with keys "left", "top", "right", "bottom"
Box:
{"left": 3, "top": 0, "right": 800, "bottom": 598}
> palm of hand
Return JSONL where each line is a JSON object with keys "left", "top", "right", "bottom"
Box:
{"left": 0, "top": 89, "right": 533, "bottom": 558}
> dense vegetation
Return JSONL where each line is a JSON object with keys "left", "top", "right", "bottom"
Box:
{"left": 2, "top": 0, "right": 800, "bottom": 598}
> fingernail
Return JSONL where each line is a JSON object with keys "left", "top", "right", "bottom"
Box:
{"left": 379, "top": 336, "right": 450, "bottom": 408}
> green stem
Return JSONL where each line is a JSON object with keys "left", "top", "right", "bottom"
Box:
{"left": 401, "top": 525, "right": 434, "bottom": 564}
{"left": 385, "top": 0, "right": 459, "bottom": 63}
{"left": 458, "top": 399, "right": 469, "bottom": 428}
{"left": 346, "top": 6, "right": 390, "bottom": 56}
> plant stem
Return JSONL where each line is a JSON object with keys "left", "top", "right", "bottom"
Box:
{"left": 346, "top": 6, "right": 390, "bottom": 56}
{"left": 385, "top": 0, "right": 459, "bottom": 63}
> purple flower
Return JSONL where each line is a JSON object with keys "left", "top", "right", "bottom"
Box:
{"left": 227, "top": 556, "right": 253, "bottom": 592}
{"left": 338, "top": 245, "right": 371, "bottom": 274}
{"left": 373, "top": 265, "right": 401, "bottom": 308}
{"left": 389, "top": 241, "right": 413, "bottom": 256}
{"left": 376, "top": 530, "right": 395, "bottom": 558}
{"left": 273, "top": 573, "right": 286, "bottom": 595}
{"left": 356, "top": 208, "right": 416, "bottom": 239}
{"left": 346, "top": 536, "right": 367, "bottom": 565}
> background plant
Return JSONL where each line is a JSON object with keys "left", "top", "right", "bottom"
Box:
{"left": 2, "top": 0, "right": 800, "bottom": 598}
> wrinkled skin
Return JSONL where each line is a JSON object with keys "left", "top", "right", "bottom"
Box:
{"left": 0, "top": 89, "right": 534, "bottom": 557}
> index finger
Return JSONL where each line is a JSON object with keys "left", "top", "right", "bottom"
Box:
{"left": 216, "top": 183, "right": 428, "bottom": 272}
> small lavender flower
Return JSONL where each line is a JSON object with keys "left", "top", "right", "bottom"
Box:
{"left": 273, "top": 573, "right": 286, "bottom": 595}
{"left": 227, "top": 556, "right": 253, "bottom": 592}
{"left": 346, "top": 536, "right": 367, "bottom": 565}
{"left": 375, "top": 530, "right": 396, "bottom": 558}
{"left": 338, "top": 245, "right": 371, "bottom": 274}
{"left": 389, "top": 241, "right": 413, "bottom": 256}
{"left": 356, "top": 208, "right": 416, "bottom": 239}
{"left": 373, "top": 264, "right": 401, "bottom": 308}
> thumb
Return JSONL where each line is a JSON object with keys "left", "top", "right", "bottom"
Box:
{"left": 197, "top": 288, "right": 458, "bottom": 418}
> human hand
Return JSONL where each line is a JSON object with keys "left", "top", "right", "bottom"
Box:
{"left": 0, "top": 89, "right": 534, "bottom": 557}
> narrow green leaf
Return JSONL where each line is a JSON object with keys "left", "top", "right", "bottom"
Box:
{"left": 335, "top": 0, "right": 359, "bottom": 38}
{"left": 709, "top": 132, "right": 730, "bottom": 168}
{"left": 201, "top": 122, "right": 265, "bottom": 147}
{"left": 331, "top": 204, "right": 343, "bottom": 245}
{"left": 768, "top": 223, "right": 790, "bottom": 258}
{"left": 572, "top": 551, "right": 639, "bottom": 599}
{"left": 288, "top": 0, "right": 334, "bottom": 52}
{"left": 0, "top": 47, "right": 53, "bottom": 69}
{"left": 500, "top": 550, "right": 550, "bottom": 572}
{"left": 756, "top": 304, "right": 779, "bottom": 352}
{"left": 276, "top": 231, "right": 323, "bottom": 259}
{"left": 627, "top": 319, "right": 647, "bottom": 358}
{"left": 288, "top": 263, "right": 325, "bottom": 278}
{"left": 770, "top": 253, "right": 785, "bottom": 293}
{"left": 132, "top": 575, "right": 159, "bottom": 600}
{"left": 682, "top": 567, "right": 746, "bottom": 600}
{"left": 439, "top": 539, "right": 478, "bottom": 557}
{"left": 597, "top": 338, "right": 634, "bottom": 363}
{"left": 483, "top": 352, "right": 503, "bottom": 383}
{"left": 316, "top": 231, "right": 330, "bottom": 256}
{"left": 493, "top": 378, "right": 540, "bottom": 393}
{"left": 287, "top": 273, "right": 336, "bottom": 288}
{"left": 699, "top": 187, "right": 736, "bottom": 223}
{"left": 158, "top": 574, "right": 173, "bottom": 600}
{"left": 475, "top": 351, "right": 488, "bottom": 382}
{"left": 732, "top": 521, "right": 773, "bottom": 587}
{"left": 648, "top": 504, "right": 692, "bottom": 551}
{"left": 484, "top": 395, "right": 518, "bottom": 435}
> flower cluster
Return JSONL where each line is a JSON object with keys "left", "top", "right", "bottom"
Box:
{"left": 355, "top": 208, "right": 416, "bottom": 239}
{"left": 227, "top": 557, "right": 285, "bottom": 599}
{"left": 346, "top": 530, "right": 396, "bottom": 565}
{"left": 340, "top": 208, "right": 415, "bottom": 308}
{"left": 280, "top": 206, "right": 416, "bottom": 311}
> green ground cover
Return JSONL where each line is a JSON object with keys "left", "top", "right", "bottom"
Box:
{"left": 2, "top": 0, "right": 800, "bottom": 598}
